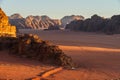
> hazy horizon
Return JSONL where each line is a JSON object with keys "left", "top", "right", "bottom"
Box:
{"left": 1, "top": 0, "right": 120, "bottom": 19}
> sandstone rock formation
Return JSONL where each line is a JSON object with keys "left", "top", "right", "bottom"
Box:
{"left": 0, "top": 9, "right": 74, "bottom": 67}
{"left": 61, "top": 15, "right": 84, "bottom": 28}
{"left": 9, "top": 14, "right": 61, "bottom": 29}
{"left": 0, "top": 34, "right": 74, "bottom": 67}
{"left": 104, "top": 15, "right": 120, "bottom": 34}
{"left": 0, "top": 8, "right": 16, "bottom": 37}
{"left": 66, "top": 14, "right": 120, "bottom": 34}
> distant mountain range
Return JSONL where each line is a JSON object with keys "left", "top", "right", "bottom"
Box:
{"left": 66, "top": 14, "right": 120, "bottom": 34}
{"left": 8, "top": 13, "right": 120, "bottom": 34}
{"left": 9, "top": 14, "right": 84, "bottom": 29}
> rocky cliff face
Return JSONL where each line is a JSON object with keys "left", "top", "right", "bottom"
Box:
{"left": 66, "top": 14, "right": 120, "bottom": 34}
{"left": 0, "top": 8, "right": 9, "bottom": 25}
{"left": 9, "top": 14, "right": 61, "bottom": 29}
{"left": 0, "top": 8, "right": 16, "bottom": 37}
{"left": 61, "top": 15, "right": 84, "bottom": 28}
{"left": 9, "top": 14, "right": 85, "bottom": 29}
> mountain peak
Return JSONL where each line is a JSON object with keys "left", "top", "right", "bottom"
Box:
{"left": 9, "top": 13, "right": 23, "bottom": 19}
{"left": 61, "top": 15, "right": 84, "bottom": 27}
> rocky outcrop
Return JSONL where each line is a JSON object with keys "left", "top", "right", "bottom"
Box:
{"left": 104, "top": 15, "right": 120, "bottom": 34}
{"left": 66, "top": 14, "right": 120, "bottom": 34}
{"left": 0, "top": 8, "right": 16, "bottom": 37}
{"left": 0, "top": 34, "right": 74, "bottom": 67}
{"left": 61, "top": 15, "right": 84, "bottom": 28}
{"left": 0, "top": 8, "right": 8, "bottom": 24}
{"left": 9, "top": 14, "right": 61, "bottom": 29}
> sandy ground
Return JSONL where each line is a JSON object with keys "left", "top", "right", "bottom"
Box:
{"left": 0, "top": 29, "right": 120, "bottom": 80}
{"left": 19, "top": 30, "right": 120, "bottom": 49}
{"left": 52, "top": 46, "right": 120, "bottom": 80}
{"left": 0, "top": 51, "right": 55, "bottom": 80}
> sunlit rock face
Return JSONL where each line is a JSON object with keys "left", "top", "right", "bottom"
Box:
{"left": 0, "top": 8, "right": 8, "bottom": 25}
{"left": 9, "top": 14, "right": 61, "bottom": 29}
{"left": 61, "top": 15, "right": 84, "bottom": 28}
{"left": 0, "top": 8, "right": 16, "bottom": 37}
{"left": 9, "top": 14, "right": 85, "bottom": 30}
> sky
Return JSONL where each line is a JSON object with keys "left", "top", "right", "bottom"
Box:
{"left": 1, "top": 0, "right": 120, "bottom": 19}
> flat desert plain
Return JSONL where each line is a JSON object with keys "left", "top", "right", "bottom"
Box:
{"left": 0, "top": 29, "right": 120, "bottom": 80}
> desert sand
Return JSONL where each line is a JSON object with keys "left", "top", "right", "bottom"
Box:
{"left": 53, "top": 46, "right": 120, "bottom": 80}
{"left": 0, "top": 30, "right": 120, "bottom": 80}
{"left": 0, "top": 50, "right": 55, "bottom": 80}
